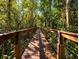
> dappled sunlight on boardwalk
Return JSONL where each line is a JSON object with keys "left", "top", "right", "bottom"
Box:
{"left": 40, "top": 32, "right": 56, "bottom": 59}
{"left": 22, "top": 30, "right": 56, "bottom": 59}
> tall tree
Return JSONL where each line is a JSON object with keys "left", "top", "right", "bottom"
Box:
{"left": 6, "top": 0, "right": 12, "bottom": 31}
{"left": 66, "top": 0, "right": 71, "bottom": 29}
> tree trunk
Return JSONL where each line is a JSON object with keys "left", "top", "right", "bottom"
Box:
{"left": 49, "top": 0, "right": 52, "bottom": 28}
{"left": 6, "top": 0, "right": 12, "bottom": 31}
{"left": 66, "top": 0, "right": 71, "bottom": 29}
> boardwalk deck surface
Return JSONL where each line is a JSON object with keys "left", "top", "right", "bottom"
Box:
{"left": 22, "top": 30, "right": 56, "bottom": 59}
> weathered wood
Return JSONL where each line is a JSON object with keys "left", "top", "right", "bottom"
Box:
{"left": 61, "top": 33, "right": 78, "bottom": 42}
{"left": 60, "top": 31, "right": 78, "bottom": 37}
{"left": 50, "top": 29, "right": 78, "bottom": 43}
{"left": 0, "top": 27, "right": 36, "bottom": 44}
{"left": 15, "top": 33, "right": 22, "bottom": 59}
{"left": 57, "top": 31, "right": 64, "bottom": 59}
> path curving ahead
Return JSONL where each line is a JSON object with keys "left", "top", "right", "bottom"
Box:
{"left": 22, "top": 30, "right": 56, "bottom": 59}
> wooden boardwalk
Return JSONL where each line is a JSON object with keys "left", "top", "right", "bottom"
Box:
{"left": 22, "top": 30, "right": 56, "bottom": 59}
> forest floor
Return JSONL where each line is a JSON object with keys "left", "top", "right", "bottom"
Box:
{"left": 22, "top": 30, "right": 56, "bottom": 59}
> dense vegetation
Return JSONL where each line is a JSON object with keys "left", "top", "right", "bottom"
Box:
{"left": 0, "top": 0, "right": 78, "bottom": 33}
{"left": 0, "top": 0, "right": 78, "bottom": 59}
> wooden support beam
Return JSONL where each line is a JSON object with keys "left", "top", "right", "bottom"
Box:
{"left": 57, "top": 31, "right": 64, "bottom": 59}
{"left": 15, "top": 33, "right": 22, "bottom": 59}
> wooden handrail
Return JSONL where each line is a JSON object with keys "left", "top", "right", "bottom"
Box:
{"left": 0, "top": 27, "right": 36, "bottom": 44}
{"left": 61, "top": 33, "right": 78, "bottom": 42}
{"left": 0, "top": 27, "right": 36, "bottom": 37}
{"left": 0, "top": 27, "right": 37, "bottom": 59}
{"left": 50, "top": 29, "right": 78, "bottom": 43}
{"left": 50, "top": 29, "right": 78, "bottom": 59}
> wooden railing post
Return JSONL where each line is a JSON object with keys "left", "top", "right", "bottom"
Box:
{"left": 29, "top": 28, "right": 36, "bottom": 39}
{"left": 57, "top": 31, "right": 64, "bottom": 59}
{"left": 29, "top": 31, "right": 33, "bottom": 39}
{"left": 15, "top": 32, "right": 22, "bottom": 59}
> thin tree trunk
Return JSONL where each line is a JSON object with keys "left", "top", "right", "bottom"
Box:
{"left": 49, "top": 0, "right": 52, "bottom": 28}
{"left": 66, "top": 0, "right": 71, "bottom": 29}
{"left": 7, "top": 0, "right": 12, "bottom": 31}
{"left": 30, "top": 8, "right": 33, "bottom": 27}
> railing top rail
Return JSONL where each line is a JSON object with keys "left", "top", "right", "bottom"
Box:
{"left": 50, "top": 29, "right": 78, "bottom": 36}
{"left": 0, "top": 27, "right": 36, "bottom": 36}
{"left": 50, "top": 29, "right": 78, "bottom": 43}
{"left": 0, "top": 27, "right": 37, "bottom": 44}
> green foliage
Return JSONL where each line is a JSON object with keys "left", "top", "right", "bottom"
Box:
{"left": 0, "top": 0, "right": 77, "bottom": 32}
{"left": 0, "top": 0, "right": 78, "bottom": 59}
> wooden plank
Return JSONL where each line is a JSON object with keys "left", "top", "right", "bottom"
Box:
{"left": 61, "top": 33, "right": 78, "bottom": 42}
{"left": 22, "top": 30, "right": 56, "bottom": 59}
{"left": 60, "top": 31, "right": 78, "bottom": 37}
